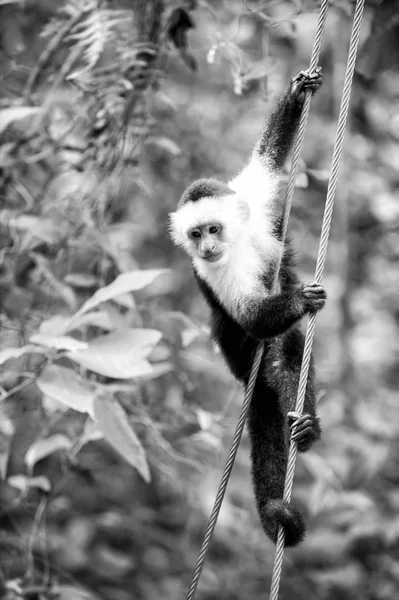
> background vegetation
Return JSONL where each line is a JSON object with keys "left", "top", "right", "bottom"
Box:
{"left": 0, "top": 1, "right": 398, "bottom": 599}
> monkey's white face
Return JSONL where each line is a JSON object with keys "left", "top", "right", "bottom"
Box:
{"left": 187, "top": 222, "right": 227, "bottom": 265}
{"left": 169, "top": 194, "right": 249, "bottom": 268}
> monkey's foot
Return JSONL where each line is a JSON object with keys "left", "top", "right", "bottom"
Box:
{"left": 291, "top": 67, "right": 323, "bottom": 102}
{"left": 288, "top": 411, "right": 321, "bottom": 452}
{"left": 301, "top": 281, "right": 327, "bottom": 313}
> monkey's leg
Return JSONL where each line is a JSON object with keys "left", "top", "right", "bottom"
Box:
{"left": 255, "top": 67, "right": 323, "bottom": 170}
{"left": 247, "top": 382, "right": 306, "bottom": 547}
{"left": 278, "top": 331, "right": 322, "bottom": 452}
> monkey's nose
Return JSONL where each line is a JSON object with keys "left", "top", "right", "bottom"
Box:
{"left": 201, "top": 246, "right": 214, "bottom": 258}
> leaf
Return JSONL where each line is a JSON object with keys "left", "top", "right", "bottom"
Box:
{"left": 111, "top": 292, "right": 135, "bottom": 309}
{"left": 147, "top": 136, "right": 181, "bottom": 156}
{"left": 66, "top": 10, "right": 130, "bottom": 80}
{"left": 39, "top": 315, "right": 72, "bottom": 336}
{"left": 0, "top": 407, "right": 15, "bottom": 480}
{"left": 54, "top": 584, "right": 98, "bottom": 600}
{"left": 181, "top": 327, "right": 200, "bottom": 347}
{"left": 11, "top": 214, "right": 67, "bottom": 247}
{"left": 309, "top": 478, "right": 331, "bottom": 516}
{"left": 242, "top": 60, "right": 273, "bottom": 83}
{"left": 194, "top": 430, "right": 223, "bottom": 451}
{"left": 167, "top": 311, "right": 205, "bottom": 346}
{"left": 0, "top": 142, "right": 16, "bottom": 167}
{"left": 25, "top": 434, "right": 72, "bottom": 472}
{"left": 0, "top": 454, "right": 9, "bottom": 480}
{"left": 148, "top": 343, "right": 170, "bottom": 362}
{"left": 65, "top": 310, "right": 115, "bottom": 333}
{"left": 295, "top": 172, "right": 309, "bottom": 189}
{"left": 69, "top": 354, "right": 153, "bottom": 379}
{"left": 36, "top": 365, "right": 95, "bottom": 415}
{"left": 81, "top": 418, "right": 104, "bottom": 445}
{"left": 307, "top": 169, "right": 330, "bottom": 183}
{"left": 102, "top": 303, "right": 133, "bottom": 330}
{"left": 30, "top": 334, "right": 88, "bottom": 352}
{"left": 73, "top": 269, "right": 168, "bottom": 319}
{"left": 0, "top": 344, "right": 47, "bottom": 366}
{"left": 137, "top": 361, "right": 173, "bottom": 380}
{"left": 64, "top": 273, "right": 100, "bottom": 288}
{"left": 0, "top": 106, "right": 42, "bottom": 135}
{"left": 94, "top": 393, "right": 150, "bottom": 482}
{"left": 67, "top": 328, "right": 162, "bottom": 379}
{"left": 197, "top": 408, "right": 215, "bottom": 431}
{"left": 42, "top": 394, "right": 69, "bottom": 415}
{"left": 8, "top": 475, "right": 51, "bottom": 493}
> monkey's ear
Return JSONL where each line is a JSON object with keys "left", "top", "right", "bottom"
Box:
{"left": 236, "top": 198, "right": 250, "bottom": 220}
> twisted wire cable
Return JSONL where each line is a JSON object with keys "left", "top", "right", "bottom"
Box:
{"left": 279, "top": 0, "right": 331, "bottom": 248}
{"left": 184, "top": 3, "right": 330, "bottom": 598}
{"left": 269, "top": 1, "right": 365, "bottom": 598}
{"left": 185, "top": 343, "right": 264, "bottom": 600}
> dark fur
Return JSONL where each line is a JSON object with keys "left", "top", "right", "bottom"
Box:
{"left": 180, "top": 70, "right": 323, "bottom": 546}
{"left": 178, "top": 178, "right": 235, "bottom": 208}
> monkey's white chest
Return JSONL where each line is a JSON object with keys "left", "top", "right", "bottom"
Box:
{"left": 196, "top": 242, "right": 274, "bottom": 319}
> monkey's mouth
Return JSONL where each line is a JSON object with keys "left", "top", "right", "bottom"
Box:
{"left": 202, "top": 253, "right": 223, "bottom": 263}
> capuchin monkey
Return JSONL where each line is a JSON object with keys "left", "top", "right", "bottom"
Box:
{"left": 169, "top": 68, "right": 326, "bottom": 547}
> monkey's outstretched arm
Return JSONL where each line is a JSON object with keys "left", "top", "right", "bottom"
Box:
{"left": 255, "top": 68, "right": 323, "bottom": 170}
{"left": 240, "top": 282, "right": 326, "bottom": 339}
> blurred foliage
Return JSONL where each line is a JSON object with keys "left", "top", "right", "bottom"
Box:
{"left": 0, "top": 0, "right": 399, "bottom": 599}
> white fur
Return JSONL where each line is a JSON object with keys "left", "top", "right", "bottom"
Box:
{"left": 169, "top": 156, "right": 284, "bottom": 318}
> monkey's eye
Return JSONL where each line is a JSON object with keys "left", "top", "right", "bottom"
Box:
{"left": 209, "top": 225, "right": 221, "bottom": 234}
{"left": 190, "top": 229, "right": 201, "bottom": 239}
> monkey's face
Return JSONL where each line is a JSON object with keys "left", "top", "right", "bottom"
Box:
{"left": 187, "top": 222, "right": 226, "bottom": 265}
{"left": 169, "top": 193, "right": 249, "bottom": 266}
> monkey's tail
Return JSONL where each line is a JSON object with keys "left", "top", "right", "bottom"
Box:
{"left": 248, "top": 403, "right": 306, "bottom": 547}
{"left": 258, "top": 498, "right": 306, "bottom": 547}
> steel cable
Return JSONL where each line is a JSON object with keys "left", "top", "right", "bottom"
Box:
{"left": 269, "top": 1, "right": 365, "bottom": 598}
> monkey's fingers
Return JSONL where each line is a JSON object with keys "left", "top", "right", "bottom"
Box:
{"left": 287, "top": 410, "right": 302, "bottom": 425}
{"left": 302, "top": 282, "right": 327, "bottom": 296}
{"left": 302, "top": 76, "right": 323, "bottom": 92}
{"left": 292, "top": 426, "right": 314, "bottom": 442}
{"left": 292, "top": 67, "right": 323, "bottom": 90}
{"left": 292, "top": 67, "right": 321, "bottom": 82}
{"left": 288, "top": 412, "right": 313, "bottom": 426}
{"left": 291, "top": 417, "right": 314, "bottom": 435}
{"left": 288, "top": 412, "right": 313, "bottom": 432}
{"left": 302, "top": 288, "right": 326, "bottom": 299}
{"left": 305, "top": 66, "right": 323, "bottom": 80}
{"left": 288, "top": 412, "right": 318, "bottom": 446}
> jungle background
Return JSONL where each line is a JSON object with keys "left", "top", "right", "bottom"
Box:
{"left": 0, "top": 1, "right": 399, "bottom": 599}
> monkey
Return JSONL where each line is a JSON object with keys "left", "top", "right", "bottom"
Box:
{"left": 169, "top": 68, "right": 326, "bottom": 547}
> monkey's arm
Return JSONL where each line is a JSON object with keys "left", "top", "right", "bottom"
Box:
{"left": 240, "top": 282, "right": 326, "bottom": 339}
{"left": 255, "top": 68, "right": 323, "bottom": 170}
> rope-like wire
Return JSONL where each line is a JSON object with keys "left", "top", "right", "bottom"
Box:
{"left": 185, "top": 343, "right": 264, "bottom": 600}
{"left": 269, "top": 1, "right": 365, "bottom": 599}
{"left": 184, "top": 3, "right": 330, "bottom": 599}
{"left": 278, "top": 0, "right": 331, "bottom": 249}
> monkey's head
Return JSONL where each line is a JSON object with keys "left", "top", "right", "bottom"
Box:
{"left": 169, "top": 178, "right": 249, "bottom": 267}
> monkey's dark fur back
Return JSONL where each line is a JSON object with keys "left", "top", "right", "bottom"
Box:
{"left": 195, "top": 242, "right": 321, "bottom": 546}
